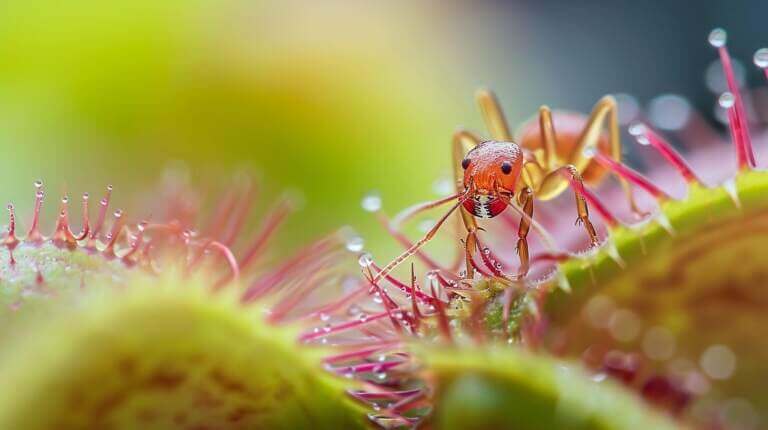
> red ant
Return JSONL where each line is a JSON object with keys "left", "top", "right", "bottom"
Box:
{"left": 372, "top": 89, "right": 644, "bottom": 282}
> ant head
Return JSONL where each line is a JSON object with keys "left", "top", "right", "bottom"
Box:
{"left": 461, "top": 140, "right": 522, "bottom": 196}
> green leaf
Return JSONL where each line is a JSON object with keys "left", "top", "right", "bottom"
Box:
{"left": 0, "top": 272, "right": 366, "bottom": 429}
{"left": 547, "top": 170, "right": 768, "bottom": 414}
{"left": 419, "top": 345, "right": 681, "bottom": 430}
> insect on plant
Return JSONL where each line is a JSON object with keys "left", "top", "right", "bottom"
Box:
{"left": 372, "top": 89, "right": 646, "bottom": 282}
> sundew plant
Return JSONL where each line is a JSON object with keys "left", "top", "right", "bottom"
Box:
{"left": 0, "top": 20, "right": 767, "bottom": 430}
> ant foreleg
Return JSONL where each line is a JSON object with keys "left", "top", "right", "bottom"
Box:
{"left": 463, "top": 226, "right": 480, "bottom": 280}
{"left": 452, "top": 129, "right": 482, "bottom": 280}
{"left": 515, "top": 187, "right": 534, "bottom": 276}
{"left": 372, "top": 197, "right": 466, "bottom": 284}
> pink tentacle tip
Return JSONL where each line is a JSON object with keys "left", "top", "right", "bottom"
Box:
{"left": 755, "top": 48, "right": 768, "bottom": 81}
{"left": 709, "top": 28, "right": 755, "bottom": 170}
{"left": 4, "top": 204, "right": 19, "bottom": 250}
{"left": 26, "top": 180, "right": 45, "bottom": 245}
{"left": 629, "top": 122, "right": 701, "bottom": 185}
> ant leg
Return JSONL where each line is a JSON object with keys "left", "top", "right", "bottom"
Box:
{"left": 475, "top": 88, "right": 512, "bottom": 141}
{"left": 541, "top": 165, "right": 599, "bottom": 245}
{"left": 568, "top": 95, "right": 646, "bottom": 216}
{"left": 537, "top": 105, "right": 559, "bottom": 170}
{"left": 390, "top": 191, "right": 463, "bottom": 229}
{"left": 452, "top": 129, "right": 482, "bottom": 280}
{"left": 515, "top": 187, "right": 534, "bottom": 276}
{"left": 372, "top": 198, "right": 465, "bottom": 284}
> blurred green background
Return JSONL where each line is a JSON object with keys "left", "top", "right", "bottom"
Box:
{"left": 0, "top": 0, "right": 765, "bottom": 259}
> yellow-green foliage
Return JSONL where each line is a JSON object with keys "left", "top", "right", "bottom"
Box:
{"left": 0, "top": 271, "right": 365, "bottom": 429}
{"left": 549, "top": 170, "right": 768, "bottom": 412}
{"left": 421, "top": 345, "right": 679, "bottom": 430}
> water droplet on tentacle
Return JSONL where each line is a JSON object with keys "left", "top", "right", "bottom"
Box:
{"left": 358, "top": 252, "right": 373, "bottom": 268}
{"left": 361, "top": 192, "right": 382, "bottom": 212}
{"left": 708, "top": 28, "right": 727, "bottom": 48}
{"left": 718, "top": 92, "right": 735, "bottom": 109}
{"left": 345, "top": 236, "right": 364, "bottom": 253}
{"left": 753, "top": 48, "right": 768, "bottom": 69}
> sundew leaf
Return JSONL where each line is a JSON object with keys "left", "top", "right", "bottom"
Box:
{"left": 419, "top": 345, "right": 681, "bottom": 430}
{"left": 0, "top": 272, "right": 366, "bottom": 429}
{"left": 546, "top": 170, "right": 768, "bottom": 415}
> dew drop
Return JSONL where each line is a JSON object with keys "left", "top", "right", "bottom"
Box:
{"left": 372, "top": 293, "right": 383, "bottom": 304}
{"left": 583, "top": 295, "right": 614, "bottom": 328}
{"left": 82, "top": 192, "right": 89, "bottom": 200}
{"left": 61, "top": 196, "right": 69, "bottom": 204}
{"left": 358, "top": 313, "right": 369, "bottom": 322}
{"left": 113, "top": 210, "right": 123, "bottom": 219}
{"left": 581, "top": 147, "right": 596, "bottom": 159}
{"left": 348, "top": 304, "right": 362, "bottom": 316}
{"left": 754, "top": 48, "right": 768, "bottom": 68}
{"left": 648, "top": 94, "right": 691, "bottom": 131}
{"left": 628, "top": 121, "right": 647, "bottom": 137}
{"left": 700, "top": 344, "right": 736, "bottom": 380}
{"left": 319, "top": 312, "right": 330, "bottom": 322}
{"left": 718, "top": 92, "right": 735, "bottom": 109}
{"left": 432, "top": 177, "right": 453, "bottom": 196}
{"left": 642, "top": 326, "right": 676, "bottom": 360}
{"left": 341, "top": 276, "right": 358, "bottom": 293}
{"left": 708, "top": 28, "right": 727, "bottom": 48}
{"left": 426, "top": 271, "right": 438, "bottom": 283}
{"left": 323, "top": 324, "right": 332, "bottom": 333}
{"left": 628, "top": 122, "right": 650, "bottom": 145}
{"left": 345, "top": 236, "right": 365, "bottom": 253}
{"left": 33, "top": 180, "right": 43, "bottom": 189}
{"left": 361, "top": 192, "right": 382, "bottom": 212}
{"left": 482, "top": 247, "right": 490, "bottom": 255}
{"left": 608, "top": 309, "right": 641, "bottom": 342}
{"left": 107, "top": 184, "right": 114, "bottom": 192}
{"left": 614, "top": 93, "right": 640, "bottom": 126}
{"left": 357, "top": 252, "right": 373, "bottom": 267}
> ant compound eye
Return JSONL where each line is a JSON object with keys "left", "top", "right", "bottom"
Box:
{"left": 501, "top": 160, "right": 513, "bottom": 175}
{"left": 461, "top": 158, "right": 471, "bottom": 170}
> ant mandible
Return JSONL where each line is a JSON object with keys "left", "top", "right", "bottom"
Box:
{"left": 372, "top": 89, "right": 643, "bottom": 283}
